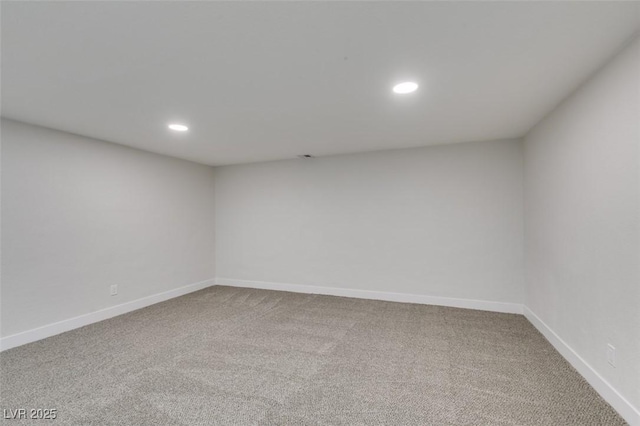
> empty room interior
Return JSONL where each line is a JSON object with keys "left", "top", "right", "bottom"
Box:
{"left": 1, "top": 1, "right": 639, "bottom": 425}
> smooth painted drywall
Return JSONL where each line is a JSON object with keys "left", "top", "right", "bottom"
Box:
{"left": 215, "top": 139, "right": 524, "bottom": 304}
{"left": 0, "top": 119, "right": 216, "bottom": 337}
{"left": 524, "top": 37, "right": 640, "bottom": 411}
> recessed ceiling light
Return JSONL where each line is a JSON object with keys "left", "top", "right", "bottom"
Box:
{"left": 168, "top": 123, "right": 189, "bottom": 132}
{"left": 393, "top": 82, "right": 419, "bottom": 94}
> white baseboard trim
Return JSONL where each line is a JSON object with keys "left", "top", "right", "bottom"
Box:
{"left": 524, "top": 306, "right": 640, "bottom": 426}
{"left": 4, "top": 278, "right": 634, "bottom": 422}
{"left": 215, "top": 277, "right": 523, "bottom": 314}
{"left": 0, "top": 278, "right": 215, "bottom": 352}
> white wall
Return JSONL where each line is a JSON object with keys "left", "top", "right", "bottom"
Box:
{"left": 0, "top": 119, "right": 216, "bottom": 338}
{"left": 524, "top": 37, "right": 640, "bottom": 415}
{"left": 215, "top": 139, "right": 524, "bottom": 305}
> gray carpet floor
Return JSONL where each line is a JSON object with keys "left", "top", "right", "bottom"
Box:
{"left": 0, "top": 286, "right": 625, "bottom": 425}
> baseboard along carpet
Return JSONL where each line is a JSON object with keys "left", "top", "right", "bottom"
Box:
{"left": 0, "top": 286, "right": 625, "bottom": 425}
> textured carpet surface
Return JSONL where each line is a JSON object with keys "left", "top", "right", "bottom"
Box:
{"left": 0, "top": 286, "right": 626, "bottom": 425}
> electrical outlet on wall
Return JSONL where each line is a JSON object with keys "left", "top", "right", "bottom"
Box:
{"left": 110, "top": 284, "right": 118, "bottom": 296}
{"left": 606, "top": 344, "right": 616, "bottom": 367}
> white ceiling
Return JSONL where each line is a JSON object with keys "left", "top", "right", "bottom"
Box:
{"left": 2, "top": 1, "right": 639, "bottom": 166}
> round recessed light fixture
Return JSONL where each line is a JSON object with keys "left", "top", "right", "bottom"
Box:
{"left": 393, "top": 82, "right": 419, "bottom": 94}
{"left": 168, "top": 123, "right": 189, "bottom": 132}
